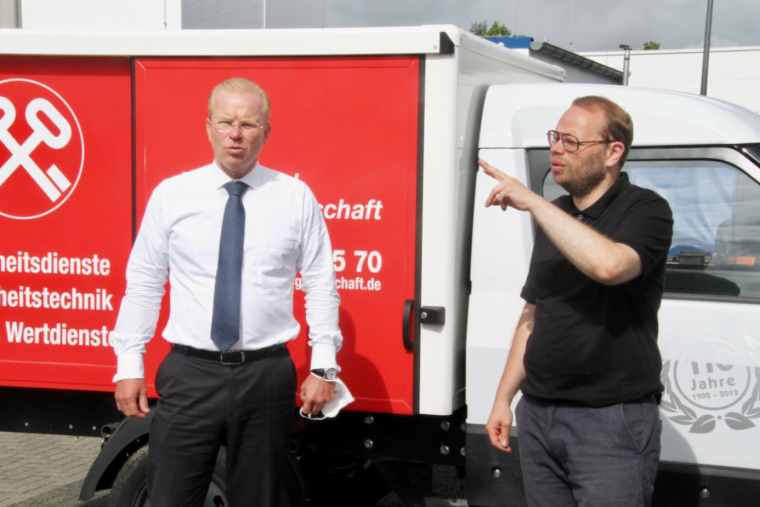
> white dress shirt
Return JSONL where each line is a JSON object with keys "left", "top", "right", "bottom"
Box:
{"left": 112, "top": 162, "right": 342, "bottom": 381}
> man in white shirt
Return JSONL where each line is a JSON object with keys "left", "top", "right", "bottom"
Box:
{"left": 112, "top": 77, "right": 342, "bottom": 506}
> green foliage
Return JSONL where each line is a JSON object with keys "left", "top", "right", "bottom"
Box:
{"left": 470, "top": 20, "right": 512, "bottom": 37}
{"left": 486, "top": 20, "right": 511, "bottom": 36}
{"left": 643, "top": 40, "right": 661, "bottom": 50}
{"left": 470, "top": 21, "right": 488, "bottom": 36}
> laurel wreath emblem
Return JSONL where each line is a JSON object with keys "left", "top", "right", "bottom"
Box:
{"left": 661, "top": 360, "right": 760, "bottom": 433}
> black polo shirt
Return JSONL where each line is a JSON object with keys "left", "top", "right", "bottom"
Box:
{"left": 520, "top": 172, "right": 673, "bottom": 407}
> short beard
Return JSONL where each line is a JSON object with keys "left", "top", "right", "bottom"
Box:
{"left": 556, "top": 150, "right": 606, "bottom": 198}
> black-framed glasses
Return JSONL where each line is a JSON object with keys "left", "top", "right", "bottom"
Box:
{"left": 547, "top": 130, "right": 612, "bottom": 152}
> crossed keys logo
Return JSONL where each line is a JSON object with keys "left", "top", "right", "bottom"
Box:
{"left": 0, "top": 79, "right": 83, "bottom": 220}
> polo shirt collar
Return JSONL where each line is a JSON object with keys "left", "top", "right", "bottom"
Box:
{"left": 570, "top": 172, "right": 630, "bottom": 219}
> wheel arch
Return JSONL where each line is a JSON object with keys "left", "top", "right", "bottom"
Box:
{"left": 79, "top": 414, "right": 152, "bottom": 501}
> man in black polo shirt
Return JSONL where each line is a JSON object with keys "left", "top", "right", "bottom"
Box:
{"left": 481, "top": 96, "right": 673, "bottom": 507}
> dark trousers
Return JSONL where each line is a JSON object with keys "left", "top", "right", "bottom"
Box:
{"left": 148, "top": 346, "right": 296, "bottom": 507}
{"left": 515, "top": 394, "right": 661, "bottom": 507}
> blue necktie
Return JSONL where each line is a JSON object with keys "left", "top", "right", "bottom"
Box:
{"left": 211, "top": 181, "right": 248, "bottom": 352}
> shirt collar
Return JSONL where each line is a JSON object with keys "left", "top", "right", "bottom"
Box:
{"left": 206, "top": 161, "right": 264, "bottom": 190}
{"left": 570, "top": 172, "right": 630, "bottom": 219}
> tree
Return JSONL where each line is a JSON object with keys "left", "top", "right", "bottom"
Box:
{"left": 470, "top": 21, "right": 488, "bottom": 36}
{"left": 470, "top": 20, "right": 512, "bottom": 37}
{"left": 643, "top": 40, "right": 661, "bottom": 50}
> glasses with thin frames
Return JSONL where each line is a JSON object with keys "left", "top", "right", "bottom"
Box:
{"left": 212, "top": 120, "right": 267, "bottom": 135}
{"left": 547, "top": 130, "right": 612, "bottom": 152}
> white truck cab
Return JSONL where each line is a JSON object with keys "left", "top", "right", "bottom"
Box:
{"left": 468, "top": 83, "right": 760, "bottom": 506}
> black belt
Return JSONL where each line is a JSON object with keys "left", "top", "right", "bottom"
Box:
{"left": 171, "top": 343, "right": 286, "bottom": 365}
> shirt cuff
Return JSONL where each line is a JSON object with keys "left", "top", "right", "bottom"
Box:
{"left": 113, "top": 353, "right": 145, "bottom": 383}
{"left": 309, "top": 342, "right": 339, "bottom": 372}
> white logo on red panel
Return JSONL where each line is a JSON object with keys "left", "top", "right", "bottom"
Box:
{"left": 0, "top": 79, "right": 84, "bottom": 219}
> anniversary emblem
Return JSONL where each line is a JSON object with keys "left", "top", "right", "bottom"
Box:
{"left": 662, "top": 338, "right": 760, "bottom": 433}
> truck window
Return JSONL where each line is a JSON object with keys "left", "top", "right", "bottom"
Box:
{"left": 542, "top": 160, "right": 760, "bottom": 301}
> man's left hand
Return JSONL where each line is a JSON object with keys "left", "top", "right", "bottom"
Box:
{"left": 480, "top": 158, "right": 539, "bottom": 212}
{"left": 300, "top": 373, "right": 336, "bottom": 417}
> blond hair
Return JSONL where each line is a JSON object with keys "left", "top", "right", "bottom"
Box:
{"left": 207, "top": 78, "right": 271, "bottom": 120}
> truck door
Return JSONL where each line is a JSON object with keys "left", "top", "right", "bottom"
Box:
{"left": 0, "top": 56, "right": 132, "bottom": 398}
{"left": 134, "top": 57, "right": 421, "bottom": 414}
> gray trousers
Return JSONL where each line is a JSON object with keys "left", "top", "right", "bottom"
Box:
{"left": 148, "top": 346, "right": 296, "bottom": 507}
{"left": 515, "top": 394, "right": 661, "bottom": 507}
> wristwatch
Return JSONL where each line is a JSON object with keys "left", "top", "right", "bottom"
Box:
{"left": 311, "top": 368, "right": 338, "bottom": 382}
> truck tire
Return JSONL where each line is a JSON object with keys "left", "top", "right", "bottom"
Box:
{"left": 300, "top": 453, "right": 390, "bottom": 507}
{"left": 109, "top": 445, "right": 228, "bottom": 507}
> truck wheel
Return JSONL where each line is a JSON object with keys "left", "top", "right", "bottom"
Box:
{"left": 109, "top": 445, "right": 228, "bottom": 507}
{"left": 301, "top": 453, "right": 390, "bottom": 506}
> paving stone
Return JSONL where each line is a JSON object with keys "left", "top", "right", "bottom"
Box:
{"left": 0, "top": 431, "right": 407, "bottom": 507}
{"left": 0, "top": 432, "right": 102, "bottom": 506}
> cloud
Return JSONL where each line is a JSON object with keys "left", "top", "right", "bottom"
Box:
{"left": 319, "top": 0, "right": 760, "bottom": 51}
{"left": 686, "top": 36, "right": 742, "bottom": 50}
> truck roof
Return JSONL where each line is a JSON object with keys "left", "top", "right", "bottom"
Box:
{"left": 0, "top": 26, "right": 515, "bottom": 58}
{"left": 0, "top": 25, "right": 454, "bottom": 56}
{"left": 0, "top": 25, "right": 563, "bottom": 82}
{"left": 480, "top": 83, "right": 760, "bottom": 148}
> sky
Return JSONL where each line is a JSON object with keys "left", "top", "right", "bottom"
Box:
{"left": 321, "top": 0, "right": 760, "bottom": 52}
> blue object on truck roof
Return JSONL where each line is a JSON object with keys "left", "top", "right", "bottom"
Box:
{"left": 484, "top": 36, "right": 532, "bottom": 49}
